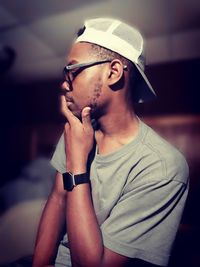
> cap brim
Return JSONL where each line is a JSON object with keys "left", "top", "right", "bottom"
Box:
{"left": 133, "top": 63, "right": 157, "bottom": 103}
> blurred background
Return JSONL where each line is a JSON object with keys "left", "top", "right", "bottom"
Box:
{"left": 0, "top": 0, "right": 200, "bottom": 266}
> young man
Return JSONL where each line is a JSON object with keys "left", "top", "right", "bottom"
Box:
{"left": 33, "top": 18, "right": 189, "bottom": 267}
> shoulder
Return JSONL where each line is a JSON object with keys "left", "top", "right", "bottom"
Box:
{"left": 133, "top": 120, "right": 189, "bottom": 185}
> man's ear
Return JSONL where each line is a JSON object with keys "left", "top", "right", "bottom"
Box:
{"left": 107, "top": 59, "right": 124, "bottom": 87}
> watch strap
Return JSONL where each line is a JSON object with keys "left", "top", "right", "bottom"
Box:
{"left": 63, "top": 172, "right": 89, "bottom": 191}
{"left": 73, "top": 173, "right": 90, "bottom": 184}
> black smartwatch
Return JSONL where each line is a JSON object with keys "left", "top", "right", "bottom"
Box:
{"left": 62, "top": 172, "right": 90, "bottom": 191}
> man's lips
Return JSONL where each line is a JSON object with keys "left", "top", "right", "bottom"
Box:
{"left": 65, "top": 96, "right": 74, "bottom": 103}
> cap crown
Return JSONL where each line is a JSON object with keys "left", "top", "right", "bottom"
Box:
{"left": 76, "top": 18, "right": 144, "bottom": 69}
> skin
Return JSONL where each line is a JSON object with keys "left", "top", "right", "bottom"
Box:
{"left": 62, "top": 42, "right": 139, "bottom": 155}
{"left": 61, "top": 44, "right": 106, "bottom": 119}
{"left": 33, "top": 42, "right": 139, "bottom": 267}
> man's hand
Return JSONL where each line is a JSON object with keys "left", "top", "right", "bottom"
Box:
{"left": 60, "top": 95, "right": 94, "bottom": 174}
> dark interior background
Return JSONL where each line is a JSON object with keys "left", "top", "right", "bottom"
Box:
{"left": 0, "top": 1, "right": 200, "bottom": 266}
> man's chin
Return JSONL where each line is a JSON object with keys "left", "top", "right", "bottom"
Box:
{"left": 70, "top": 105, "right": 97, "bottom": 120}
{"left": 70, "top": 108, "right": 82, "bottom": 120}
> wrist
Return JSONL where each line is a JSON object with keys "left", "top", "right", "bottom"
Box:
{"left": 71, "top": 168, "right": 87, "bottom": 175}
{"left": 68, "top": 159, "right": 87, "bottom": 175}
{"left": 63, "top": 172, "right": 90, "bottom": 191}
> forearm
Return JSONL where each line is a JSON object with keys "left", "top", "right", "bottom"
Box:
{"left": 67, "top": 184, "right": 104, "bottom": 267}
{"left": 33, "top": 189, "right": 66, "bottom": 267}
{"left": 61, "top": 105, "right": 130, "bottom": 266}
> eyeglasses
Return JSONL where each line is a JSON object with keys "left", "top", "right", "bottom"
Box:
{"left": 63, "top": 59, "right": 111, "bottom": 86}
{"left": 63, "top": 59, "right": 128, "bottom": 87}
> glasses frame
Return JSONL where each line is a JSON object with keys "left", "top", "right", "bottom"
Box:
{"left": 63, "top": 59, "right": 128, "bottom": 89}
{"left": 63, "top": 60, "right": 111, "bottom": 86}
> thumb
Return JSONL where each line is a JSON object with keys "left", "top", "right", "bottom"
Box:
{"left": 81, "top": 107, "right": 92, "bottom": 128}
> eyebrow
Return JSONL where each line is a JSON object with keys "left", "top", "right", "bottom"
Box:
{"left": 67, "top": 60, "right": 79, "bottom": 66}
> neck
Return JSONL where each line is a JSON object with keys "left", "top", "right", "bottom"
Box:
{"left": 97, "top": 97, "right": 139, "bottom": 140}
{"left": 95, "top": 102, "right": 139, "bottom": 155}
{"left": 93, "top": 88, "right": 140, "bottom": 154}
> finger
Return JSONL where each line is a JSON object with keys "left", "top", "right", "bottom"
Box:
{"left": 60, "top": 95, "right": 68, "bottom": 117}
{"left": 60, "top": 95, "right": 77, "bottom": 124}
{"left": 64, "top": 122, "right": 70, "bottom": 133}
{"left": 81, "top": 107, "right": 92, "bottom": 130}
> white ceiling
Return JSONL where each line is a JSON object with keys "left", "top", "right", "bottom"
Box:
{"left": 0, "top": 0, "right": 200, "bottom": 83}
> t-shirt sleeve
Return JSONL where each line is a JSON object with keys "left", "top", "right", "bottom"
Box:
{"left": 50, "top": 133, "right": 67, "bottom": 174}
{"left": 100, "top": 177, "right": 188, "bottom": 266}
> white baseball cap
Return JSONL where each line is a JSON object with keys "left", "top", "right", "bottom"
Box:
{"left": 75, "top": 17, "right": 156, "bottom": 103}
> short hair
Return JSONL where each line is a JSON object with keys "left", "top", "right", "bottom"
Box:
{"left": 88, "top": 43, "right": 140, "bottom": 106}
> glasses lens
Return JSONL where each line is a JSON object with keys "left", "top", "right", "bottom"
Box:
{"left": 63, "top": 68, "right": 71, "bottom": 84}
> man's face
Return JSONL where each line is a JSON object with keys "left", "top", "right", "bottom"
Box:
{"left": 62, "top": 42, "right": 110, "bottom": 119}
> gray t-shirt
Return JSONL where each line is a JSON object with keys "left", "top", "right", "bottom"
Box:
{"left": 51, "top": 119, "right": 189, "bottom": 267}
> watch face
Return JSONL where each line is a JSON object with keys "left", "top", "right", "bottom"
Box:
{"left": 62, "top": 172, "right": 89, "bottom": 191}
{"left": 63, "top": 172, "right": 74, "bottom": 191}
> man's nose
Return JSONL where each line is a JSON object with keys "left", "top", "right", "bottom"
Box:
{"left": 61, "top": 81, "right": 71, "bottom": 93}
